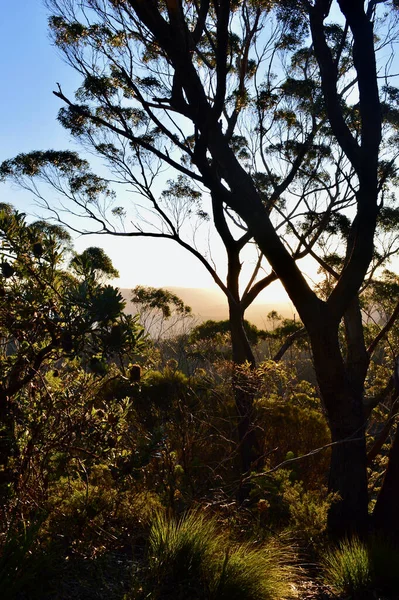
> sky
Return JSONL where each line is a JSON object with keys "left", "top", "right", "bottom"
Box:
{"left": 0, "top": 0, "right": 297, "bottom": 306}
{"left": 0, "top": 2, "right": 225, "bottom": 290}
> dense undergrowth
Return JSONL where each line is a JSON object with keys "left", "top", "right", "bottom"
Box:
{"left": 0, "top": 352, "right": 397, "bottom": 599}
{"left": 1, "top": 207, "right": 398, "bottom": 599}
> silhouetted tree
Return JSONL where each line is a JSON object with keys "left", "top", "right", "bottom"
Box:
{"left": 3, "top": 0, "right": 399, "bottom": 536}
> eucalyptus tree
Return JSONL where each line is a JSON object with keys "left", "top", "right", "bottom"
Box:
{"left": 0, "top": 1, "right": 358, "bottom": 484}
{"left": 131, "top": 285, "right": 193, "bottom": 341}
{"left": 3, "top": 0, "right": 399, "bottom": 536}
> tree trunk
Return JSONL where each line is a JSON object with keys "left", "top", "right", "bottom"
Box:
{"left": 327, "top": 413, "right": 368, "bottom": 537}
{"left": 309, "top": 318, "right": 369, "bottom": 537}
{"left": 373, "top": 422, "right": 399, "bottom": 541}
{"left": 0, "top": 393, "right": 18, "bottom": 505}
{"left": 228, "top": 301, "right": 259, "bottom": 500}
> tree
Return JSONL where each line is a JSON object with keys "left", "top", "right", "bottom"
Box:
{"left": 2, "top": 0, "right": 399, "bottom": 536}
{"left": 131, "top": 285, "right": 193, "bottom": 340}
{"left": 1, "top": 0, "right": 360, "bottom": 486}
{"left": 0, "top": 203, "right": 145, "bottom": 502}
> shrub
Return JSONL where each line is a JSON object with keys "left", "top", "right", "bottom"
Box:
{"left": 133, "top": 510, "right": 300, "bottom": 600}
{"left": 255, "top": 398, "right": 330, "bottom": 489}
{"left": 282, "top": 482, "right": 335, "bottom": 543}
{"left": 250, "top": 468, "right": 335, "bottom": 544}
{"left": 44, "top": 469, "right": 163, "bottom": 554}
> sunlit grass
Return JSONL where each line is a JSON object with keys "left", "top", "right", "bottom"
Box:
{"left": 321, "top": 536, "right": 371, "bottom": 598}
{"left": 135, "top": 510, "right": 300, "bottom": 600}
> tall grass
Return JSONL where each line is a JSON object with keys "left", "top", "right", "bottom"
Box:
{"left": 321, "top": 536, "right": 371, "bottom": 598}
{"left": 147, "top": 510, "right": 218, "bottom": 598}
{"left": 134, "top": 510, "right": 300, "bottom": 600}
{"left": 321, "top": 535, "right": 399, "bottom": 598}
{"left": 210, "top": 537, "right": 299, "bottom": 600}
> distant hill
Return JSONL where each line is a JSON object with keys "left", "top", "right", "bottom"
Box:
{"left": 120, "top": 287, "right": 295, "bottom": 328}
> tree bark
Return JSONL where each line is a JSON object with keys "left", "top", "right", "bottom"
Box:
{"left": 373, "top": 360, "right": 399, "bottom": 541}
{"left": 0, "top": 393, "right": 18, "bottom": 505}
{"left": 372, "top": 421, "right": 399, "bottom": 541}
{"left": 228, "top": 301, "right": 257, "bottom": 484}
{"left": 309, "top": 315, "right": 369, "bottom": 537}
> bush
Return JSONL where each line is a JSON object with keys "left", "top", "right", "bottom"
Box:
{"left": 133, "top": 510, "right": 300, "bottom": 600}
{"left": 44, "top": 469, "right": 164, "bottom": 554}
{"left": 255, "top": 398, "right": 330, "bottom": 489}
{"left": 250, "top": 468, "right": 335, "bottom": 544}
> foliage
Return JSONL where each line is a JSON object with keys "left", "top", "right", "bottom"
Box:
{"left": 0, "top": 204, "right": 146, "bottom": 392}
{"left": 125, "top": 364, "right": 240, "bottom": 507}
{"left": 255, "top": 395, "right": 330, "bottom": 488}
{"left": 44, "top": 468, "right": 163, "bottom": 555}
{"left": 132, "top": 286, "right": 192, "bottom": 320}
{"left": 69, "top": 246, "right": 120, "bottom": 281}
{"left": 0, "top": 204, "right": 147, "bottom": 512}
{"left": 190, "top": 319, "right": 267, "bottom": 346}
{"left": 131, "top": 286, "right": 194, "bottom": 355}
{"left": 251, "top": 468, "right": 334, "bottom": 543}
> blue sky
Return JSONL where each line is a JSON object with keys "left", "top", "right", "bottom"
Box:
{"left": 0, "top": 1, "right": 293, "bottom": 303}
{"left": 0, "top": 2, "right": 236, "bottom": 291}
{"left": 0, "top": 3, "right": 298, "bottom": 306}
{"left": 0, "top": 2, "right": 77, "bottom": 158}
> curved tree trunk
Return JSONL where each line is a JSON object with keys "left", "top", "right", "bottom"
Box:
{"left": 373, "top": 361, "right": 399, "bottom": 542}
{"left": 309, "top": 317, "right": 369, "bottom": 537}
{"left": 228, "top": 301, "right": 257, "bottom": 486}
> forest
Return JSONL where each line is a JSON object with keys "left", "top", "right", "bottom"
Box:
{"left": 2, "top": 0, "right": 399, "bottom": 598}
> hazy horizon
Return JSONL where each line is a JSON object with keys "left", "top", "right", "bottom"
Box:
{"left": 120, "top": 286, "right": 296, "bottom": 328}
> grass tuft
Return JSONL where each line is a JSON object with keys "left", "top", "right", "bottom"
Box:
{"left": 134, "top": 510, "right": 300, "bottom": 600}
{"left": 210, "top": 537, "right": 299, "bottom": 600}
{"left": 321, "top": 536, "right": 371, "bottom": 598}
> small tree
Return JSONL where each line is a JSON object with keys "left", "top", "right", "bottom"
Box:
{"left": 131, "top": 285, "right": 193, "bottom": 340}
